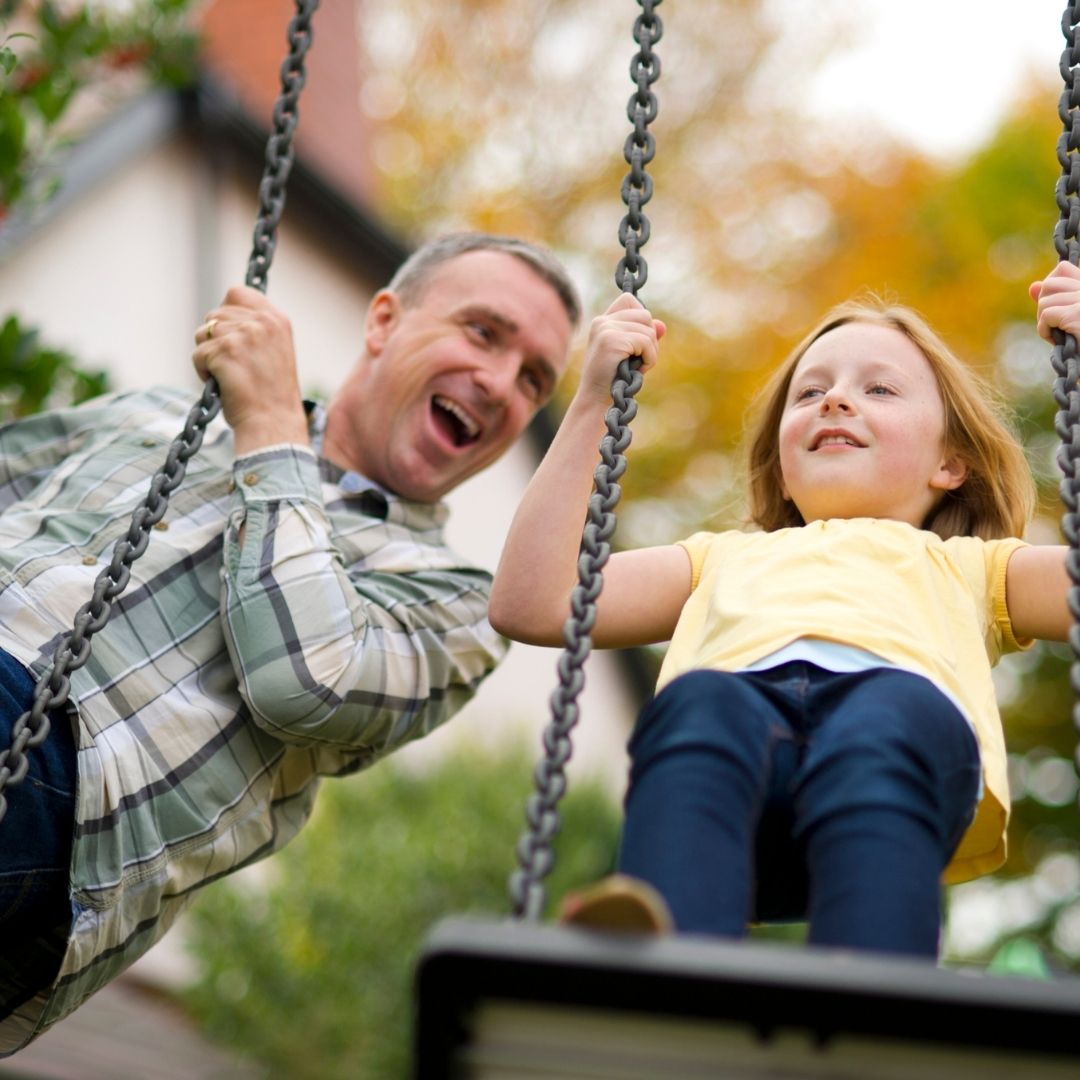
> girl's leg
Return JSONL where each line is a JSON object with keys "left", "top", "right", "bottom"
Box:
{"left": 794, "top": 669, "right": 981, "bottom": 958}
{"left": 616, "top": 669, "right": 789, "bottom": 936}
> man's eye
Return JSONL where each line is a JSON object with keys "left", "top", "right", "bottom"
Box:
{"left": 467, "top": 322, "right": 493, "bottom": 342}
{"left": 521, "top": 370, "right": 544, "bottom": 400}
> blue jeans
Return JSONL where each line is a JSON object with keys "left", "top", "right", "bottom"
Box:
{"left": 0, "top": 649, "right": 77, "bottom": 1017}
{"left": 617, "top": 663, "right": 982, "bottom": 958}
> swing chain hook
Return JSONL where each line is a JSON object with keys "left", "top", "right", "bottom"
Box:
{"left": 0, "top": 0, "right": 320, "bottom": 825}
{"left": 509, "top": 0, "right": 663, "bottom": 922}
{"left": 1053, "top": 2, "right": 1080, "bottom": 802}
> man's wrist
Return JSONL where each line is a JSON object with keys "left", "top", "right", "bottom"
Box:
{"left": 232, "top": 416, "right": 311, "bottom": 457}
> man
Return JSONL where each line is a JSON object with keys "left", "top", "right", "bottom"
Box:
{"left": 0, "top": 232, "right": 579, "bottom": 1053}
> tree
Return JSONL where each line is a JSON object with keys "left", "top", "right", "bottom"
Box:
{"left": 0, "top": 0, "right": 198, "bottom": 416}
{"left": 182, "top": 746, "right": 623, "bottom": 1080}
{"left": 352, "top": 0, "right": 1080, "bottom": 974}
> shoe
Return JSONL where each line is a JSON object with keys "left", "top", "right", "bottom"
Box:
{"left": 558, "top": 874, "right": 674, "bottom": 934}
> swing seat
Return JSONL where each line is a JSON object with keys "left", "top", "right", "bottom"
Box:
{"left": 413, "top": 916, "right": 1080, "bottom": 1079}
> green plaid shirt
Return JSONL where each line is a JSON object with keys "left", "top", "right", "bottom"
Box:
{"left": 0, "top": 387, "right": 505, "bottom": 1052}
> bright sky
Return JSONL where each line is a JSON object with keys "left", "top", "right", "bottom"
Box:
{"left": 806, "top": 0, "right": 1069, "bottom": 159}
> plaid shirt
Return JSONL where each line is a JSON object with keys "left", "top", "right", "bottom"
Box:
{"left": 0, "top": 387, "right": 505, "bottom": 1052}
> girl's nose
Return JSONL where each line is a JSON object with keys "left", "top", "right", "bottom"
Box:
{"left": 819, "top": 387, "right": 853, "bottom": 414}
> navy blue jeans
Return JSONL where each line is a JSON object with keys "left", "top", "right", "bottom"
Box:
{"left": 0, "top": 649, "right": 77, "bottom": 1017}
{"left": 617, "top": 663, "right": 982, "bottom": 958}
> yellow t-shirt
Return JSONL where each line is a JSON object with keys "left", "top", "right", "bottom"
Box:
{"left": 659, "top": 518, "right": 1031, "bottom": 884}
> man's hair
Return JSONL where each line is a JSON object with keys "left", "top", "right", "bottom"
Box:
{"left": 386, "top": 233, "right": 582, "bottom": 328}
{"left": 744, "top": 297, "right": 1036, "bottom": 541}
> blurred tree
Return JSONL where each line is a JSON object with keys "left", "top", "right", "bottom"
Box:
{"left": 182, "top": 746, "right": 622, "bottom": 1080}
{"left": 1, "top": 0, "right": 196, "bottom": 217}
{"left": 352, "top": 0, "right": 1080, "bottom": 974}
{"left": 0, "top": 0, "right": 198, "bottom": 417}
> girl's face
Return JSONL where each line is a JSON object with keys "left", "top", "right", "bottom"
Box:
{"left": 777, "top": 322, "right": 967, "bottom": 528}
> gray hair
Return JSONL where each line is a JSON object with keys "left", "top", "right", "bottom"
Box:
{"left": 386, "top": 233, "right": 581, "bottom": 328}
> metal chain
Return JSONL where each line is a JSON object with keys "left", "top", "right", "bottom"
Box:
{"left": 510, "top": 0, "right": 663, "bottom": 921}
{"left": 0, "top": 0, "right": 320, "bottom": 824}
{"left": 1054, "top": 2, "right": 1080, "bottom": 800}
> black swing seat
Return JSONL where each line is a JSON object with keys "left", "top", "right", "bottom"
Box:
{"left": 414, "top": 916, "right": 1080, "bottom": 1079}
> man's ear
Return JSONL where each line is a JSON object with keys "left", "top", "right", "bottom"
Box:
{"left": 364, "top": 289, "right": 401, "bottom": 358}
{"left": 930, "top": 452, "right": 969, "bottom": 492}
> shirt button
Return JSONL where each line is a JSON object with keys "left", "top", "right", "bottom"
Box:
{"left": 243, "top": 473, "right": 259, "bottom": 486}
{"left": 81, "top": 555, "right": 97, "bottom": 566}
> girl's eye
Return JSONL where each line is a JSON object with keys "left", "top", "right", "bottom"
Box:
{"left": 795, "top": 386, "right": 823, "bottom": 401}
{"left": 867, "top": 383, "right": 894, "bottom": 396}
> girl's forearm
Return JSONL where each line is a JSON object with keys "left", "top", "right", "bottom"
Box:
{"left": 489, "top": 394, "right": 609, "bottom": 645}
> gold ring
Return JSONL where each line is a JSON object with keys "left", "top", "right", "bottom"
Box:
{"left": 204, "top": 318, "right": 218, "bottom": 341}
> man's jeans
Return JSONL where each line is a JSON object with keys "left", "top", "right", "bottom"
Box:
{"left": 617, "top": 663, "right": 982, "bottom": 958}
{"left": 0, "top": 649, "right": 77, "bottom": 1016}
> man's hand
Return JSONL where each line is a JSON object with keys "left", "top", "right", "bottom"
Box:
{"left": 193, "top": 286, "right": 310, "bottom": 455}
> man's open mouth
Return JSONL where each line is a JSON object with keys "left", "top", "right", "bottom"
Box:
{"left": 432, "top": 395, "right": 482, "bottom": 448}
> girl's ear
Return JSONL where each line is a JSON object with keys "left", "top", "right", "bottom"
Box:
{"left": 364, "top": 289, "right": 401, "bottom": 358}
{"left": 930, "top": 452, "right": 969, "bottom": 492}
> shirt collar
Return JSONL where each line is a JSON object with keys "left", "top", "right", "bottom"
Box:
{"left": 305, "top": 401, "right": 450, "bottom": 529}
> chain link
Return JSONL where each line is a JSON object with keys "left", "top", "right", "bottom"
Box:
{"left": 510, "top": 0, "right": 663, "bottom": 921}
{"left": 0, "top": 0, "right": 320, "bottom": 824}
{"left": 1055, "top": 3, "right": 1080, "bottom": 803}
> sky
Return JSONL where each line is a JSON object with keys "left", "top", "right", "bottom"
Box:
{"left": 806, "top": 0, "right": 1069, "bottom": 159}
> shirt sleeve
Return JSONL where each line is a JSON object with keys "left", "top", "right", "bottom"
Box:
{"left": 675, "top": 531, "right": 719, "bottom": 592}
{"left": 988, "top": 537, "right": 1035, "bottom": 656}
{"left": 219, "top": 445, "right": 507, "bottom": 757}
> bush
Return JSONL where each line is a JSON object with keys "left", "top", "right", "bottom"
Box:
{"left": 181, "top": 744, "right": 622, "bottom": 1080}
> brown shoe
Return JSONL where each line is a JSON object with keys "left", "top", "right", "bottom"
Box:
{"left": 558, "top": 874, "right": 674, "bottom": 934}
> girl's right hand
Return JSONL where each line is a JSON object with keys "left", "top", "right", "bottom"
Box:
{"left": 578, "top": 293, "right": 666, "bottom": 402}
{"left": 1031, "top": 261, "right": 1080, "bottom": 342}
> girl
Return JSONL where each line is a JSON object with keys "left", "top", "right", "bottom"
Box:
{"left": 489, "top": 262, "right": 1080, "bottom": 959}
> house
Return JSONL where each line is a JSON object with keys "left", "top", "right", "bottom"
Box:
{"left": 0, "top": 0, "right": 646, "bottom": 1071}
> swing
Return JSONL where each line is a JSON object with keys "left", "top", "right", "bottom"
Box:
{"left": 0, "top": 0, "right": 320, "bottom": 822}
{"left": 414, "top": 2, "right": 1080, "bottom": 1074}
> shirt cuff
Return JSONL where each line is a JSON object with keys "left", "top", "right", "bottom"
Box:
{"left": 229, "top": 444, "right": 323, "bottom": 507}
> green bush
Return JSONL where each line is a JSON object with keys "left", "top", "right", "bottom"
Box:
{"left": 182, "top": 744, "right": 622, "bottom": 1080}
{"left": 0, "top": 313, "right": 108, "bottom": 417}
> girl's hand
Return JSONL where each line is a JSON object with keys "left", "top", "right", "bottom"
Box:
{"left": 1030, "top": 261, "right": 1080, "bottom": 342}
{"left": 578, "top": 293, "right": 666, "bottom": 402}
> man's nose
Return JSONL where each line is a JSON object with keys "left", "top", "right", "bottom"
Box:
{"left": 473, "top": 358, "right": 517, "bottom": 403}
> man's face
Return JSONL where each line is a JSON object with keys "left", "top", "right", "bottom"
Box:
{"left": 326, "top": 250, "right": 573, "bottom": 502}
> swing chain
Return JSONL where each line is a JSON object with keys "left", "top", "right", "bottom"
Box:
{"left": 247, "top": 0, "right": 318, "bottom": 292}
{"left": 616, "top": 0, "right": 662, "bottom": 295}
{"left": 509, "top": 0, "right": 663, "bottom": 921}
{"left": 1054, "top": 1, "right": 1080, "bottom": 793}
{"left": 0, "top": 0, "right": 320, "bottom": 825}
